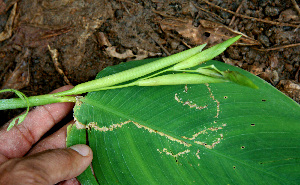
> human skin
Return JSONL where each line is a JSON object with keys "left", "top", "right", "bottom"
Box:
{"left": 0, "top": 85, "right": 93, "bottom": 185}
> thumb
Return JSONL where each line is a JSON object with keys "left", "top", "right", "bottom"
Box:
{"left": 0, "top": 144, "right": 93, "bottom": 185}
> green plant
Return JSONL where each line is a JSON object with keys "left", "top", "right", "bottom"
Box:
{"left": 1, "top": 35, "right": 299, "bottom": 184}
{"left": 1, "top": 35, "right": 254, "bottom": 130}
{"left": 67, "top": 59, "right": 299, "bottom": 184}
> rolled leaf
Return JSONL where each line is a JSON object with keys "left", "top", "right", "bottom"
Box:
{"left": 221, "top": 70, "right": 259, "bottom": 89}
{"left": 172, "top": 35, "right": 242, "bottom": 70}
{"left": 136, "top": 73, "right": 228, "bottom": 86}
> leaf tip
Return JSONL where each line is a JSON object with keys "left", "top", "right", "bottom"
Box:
{"left": 223, "top": 71, "right": 259, "bottom": 89}
{"left": 7, "top": 119, "right": 17, "bottom": 131}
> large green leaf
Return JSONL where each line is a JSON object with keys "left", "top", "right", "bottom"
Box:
{"left": 67, "top": 59, "right": 300, "bottom": 184}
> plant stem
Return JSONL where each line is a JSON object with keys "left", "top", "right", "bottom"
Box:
{"left": 60, "top": 44, "right": 207, "bottom": 95}
{"left": 0, "top": 36, "right": 243, "bottom": 111}
{"left": 0, "top": 94, "right": 76, "bottom": 110}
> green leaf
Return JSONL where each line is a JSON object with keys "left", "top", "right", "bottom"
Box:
{"left": 66, "top": 124, "right": 99, "bottom": 184}
{"left": 0, "top": 89, "right": 30, "bottom": 130}
{"left": 220, "top": 70, "right": 259, "bottom": 89}
{"left": 70, "top": 59, "right": 300, "bottom": 184}
{"left": 172, "top": 35, "right": 241, "bottom": 70}
{"left": 136, "top": 73, "right": 229, "bottom": 86}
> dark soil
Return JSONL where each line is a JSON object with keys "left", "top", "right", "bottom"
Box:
{"left": 0, "top": 0, "right": 299, "bottom": 125}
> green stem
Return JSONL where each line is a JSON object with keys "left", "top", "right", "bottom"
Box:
{"left": 52, "top": 88, "right": 80, "bottom": 97}
{"left": 0, "top": 36, "right": 243, "bottom": 111}
{"left": 51, "top": 44, "right": 207, "bottom": 96}
{"left": 61, "top": 44, "right": 207, "bottom": 95}
{"left": 0, "top": 94, "right": 76, "bottom": 110}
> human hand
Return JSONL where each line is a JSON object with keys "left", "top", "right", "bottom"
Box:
{"left": 0, "top": 85, "right": 93, "bottom": 185}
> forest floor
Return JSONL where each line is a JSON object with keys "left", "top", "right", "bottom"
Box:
{"left": 0, "top": 0, "right": 299, "bottom": 124}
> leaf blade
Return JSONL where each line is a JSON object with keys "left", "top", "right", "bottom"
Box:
{"left": 72, "top": 59, "right": 300, "bottom": 184}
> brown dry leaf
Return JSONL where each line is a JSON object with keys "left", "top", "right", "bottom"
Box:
{"left": 105, "top": 46, "right": 135, "bottom": 59}
{"left": 277, "top": 80, "right": 300, "bottom": 103}
{"left": 96, "top": 32, "right": 112, "bottom": 48}
{"left": 134, "top": 47, "right": 161, "bottom": 60}
{"left": 222, "top": 56, "right": 243, "bottom": 67}
{"left": 105, "top": 46, "right": 159, "bottom": 60}
{"left": 98, "top": 32, "right": 160, "bottom": 60}
{"left": 1, "top": 48, "right": 31, "bottom": 91}
{"left": 249, "top": 63, "right": 263, "bottom": 76}
{"left": 260, "top": 68, "right": 280, "bottom": 85}
{"left": 0, "top": 3, "right": 17, "bottom": 42}
{"left": 1, "top": 61, "right": 30, "bottom": 90}
{"left": 160, "top": 18, "right": 260, "bottom": 46}
{"left": 48, "top": 45, "right": 72, "bottom": 85}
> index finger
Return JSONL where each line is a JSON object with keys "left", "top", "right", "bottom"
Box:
{"left": 0, "top": 85, "right": 75, "bottom": 161}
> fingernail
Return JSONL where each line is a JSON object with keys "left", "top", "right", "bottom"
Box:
{"left": 70, "top": 144, "right": 90, "bottom": 156}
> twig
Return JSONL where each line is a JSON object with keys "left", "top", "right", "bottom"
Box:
{"left": 294, "top": 24, "right": 300, "bottom": 32}
{"left": 291, "top": 0, "right": 300, "bottom": 16}
{"left": 201, "top": 0, "right": 300, "bottom": 28}
{"left": 119, "top": 0, "right": 142, "bottom": 6}
{"left": 167, "top": 32, "right": 192, "bottom": 49}
{"left": 121, "top": 1, "right": 132, "bottom": 16}
{"left": 295, "top": 66, "right": 299, "bottom": 82}
{"left": 48, "top": 45, "right": 72, "bottom": 86}
{"left": 253, "top": 43, "right": 300, "bottom": 51}
{"left": 191, "top": 2, "right": 224, "bottom": 22}
{"left": 152, "top": 9, "right": 174, "bottom": 18}
{"left": 229, "top": 0, "right": 245, "bottom": 27}
{"left": 40, "top": 28, "right": 71, "bottom": 39}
